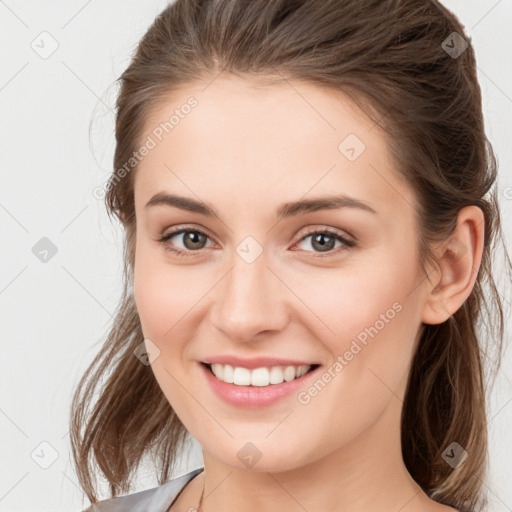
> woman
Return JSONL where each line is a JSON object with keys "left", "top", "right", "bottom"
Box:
{"left": 71, "top": 1, "right": 511, "bottom": 511}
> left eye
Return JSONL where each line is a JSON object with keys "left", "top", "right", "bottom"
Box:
{"left": 158, "top": 229, "right": 213, "bottom": 256}
{"left": 295, "top": 229, "right": 355, "bottom": 256}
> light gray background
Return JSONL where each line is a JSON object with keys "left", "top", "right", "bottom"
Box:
{"left": 1, "top": 1, "right": 511, "bottom": 511}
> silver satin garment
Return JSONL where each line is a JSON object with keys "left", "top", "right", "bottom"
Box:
{"left": 82, "top": 467, "right": 204, "bottom": 512}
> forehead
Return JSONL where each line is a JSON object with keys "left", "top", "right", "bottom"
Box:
{"left": 134, "top": 75, "right": 416, "bottom": 219}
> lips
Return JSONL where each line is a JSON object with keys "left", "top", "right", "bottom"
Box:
{"left": 198, "top": 359, "right": 322, "bottom": 408}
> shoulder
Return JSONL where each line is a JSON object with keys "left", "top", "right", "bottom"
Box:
{"left": 81, "top": 467, "right": 204, "bottom": 512}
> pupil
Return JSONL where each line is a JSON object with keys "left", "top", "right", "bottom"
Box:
{"left": 185, "top": 231, "right": 205, "bottom": 249}
{"left": 313, "top": 234, "right": 334, "bottom": 252}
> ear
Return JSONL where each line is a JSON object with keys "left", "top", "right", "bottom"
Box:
{"left": 421, "top": 205, "right": 485, "bottom": 325}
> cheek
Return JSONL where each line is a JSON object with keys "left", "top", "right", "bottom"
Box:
{"left": 133, "top": 245, "right": 214, "bottom": 343}
{"left": 298, "top": 247, "right": 422, "bottom": 375}
{"left": 305, "top": 258, "right": 415, "bottom": 327}
{"left": 289, "top": 259, "right": 421, "bottom": 441}
{"left": 134, "top": 245, "right": 183, "bottom": 338}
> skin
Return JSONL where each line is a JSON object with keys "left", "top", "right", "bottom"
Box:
{"left": 132, "top": 75, "right": 484, "bottom": 512}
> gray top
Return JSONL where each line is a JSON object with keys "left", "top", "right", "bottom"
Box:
{"left": 83, "top": 467, "right": 470, "bottom": 512}
{"left": 82, "top": 467, "right": 204, "bottom": 512}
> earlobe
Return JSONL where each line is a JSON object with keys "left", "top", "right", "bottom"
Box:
{"left": 421, "top": 206, "right": 485, "bottom": 325}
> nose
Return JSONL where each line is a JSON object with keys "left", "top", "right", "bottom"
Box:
{"left": 209, "top": 251, "right": 289, "bottom": 343}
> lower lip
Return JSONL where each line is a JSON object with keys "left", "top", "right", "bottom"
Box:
{"left": 199, "top": 362, "right": 321, "bottom": 408}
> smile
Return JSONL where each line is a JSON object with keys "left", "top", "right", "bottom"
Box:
{"left": 206, "top": 363, "right": 317, "bottom": 386}
{"left": 199, "top": 362, "right": 322, "bottom": 408}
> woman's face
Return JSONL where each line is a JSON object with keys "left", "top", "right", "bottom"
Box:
{"left": 133, "top": 76, "right": 430, "bottom": 472}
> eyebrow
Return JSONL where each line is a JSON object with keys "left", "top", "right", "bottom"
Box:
{"left": 144, "top": 192, "right": 378, "bottom": 219}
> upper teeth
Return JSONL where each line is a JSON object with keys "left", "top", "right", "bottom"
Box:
{"left": 210, "top": 364, "right": 311, "bottom": 386}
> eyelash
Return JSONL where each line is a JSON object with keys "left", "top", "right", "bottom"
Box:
{"left": 157, "top": 226, "right": 356, "bottom": 259}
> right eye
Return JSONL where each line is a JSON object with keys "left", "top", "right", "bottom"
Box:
{"left": 158, "top": 227, "right": 215, "bottom": 257}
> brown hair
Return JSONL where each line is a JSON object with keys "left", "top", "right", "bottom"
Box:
{"left": 70, "top": 1, "right": 512, "bottom": 510}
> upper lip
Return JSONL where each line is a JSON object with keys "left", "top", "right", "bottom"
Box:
{"left": 201, "top": 355, "right": 320, "bottom": 369}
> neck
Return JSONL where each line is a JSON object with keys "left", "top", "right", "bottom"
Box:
{"left": 196, "top": 399, "right": 432, "bottom": 512}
